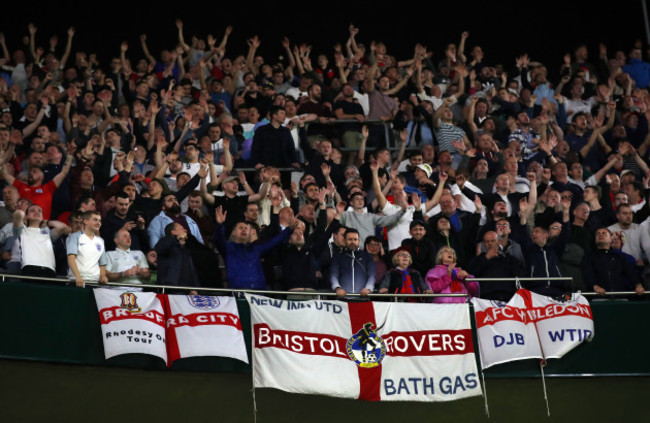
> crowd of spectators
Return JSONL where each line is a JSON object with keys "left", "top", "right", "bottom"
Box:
{"left": 0, "top": 21, "right": 649, "bottom": 301}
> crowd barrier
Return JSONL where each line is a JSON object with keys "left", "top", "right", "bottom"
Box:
{"left": 0, "top": 274, "right": 648, "bottom": 377}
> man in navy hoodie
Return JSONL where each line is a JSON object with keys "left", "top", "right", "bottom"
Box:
{"left": 213, "top": 205, "right": 296, "bottom": 290}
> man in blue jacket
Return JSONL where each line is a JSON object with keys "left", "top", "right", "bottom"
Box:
{"left": 213, "top": 205, "right": 296, "bottom": 290}
{"left": 330, "top": 228, "right": 376, "bottom": 298}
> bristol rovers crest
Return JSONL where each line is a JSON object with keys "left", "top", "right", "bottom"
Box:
{"left": 346, "top": 322, "right": 386, "bottom": 368}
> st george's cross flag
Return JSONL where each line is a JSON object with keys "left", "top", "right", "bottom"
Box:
{"left": 94, "top": 288, "right": 168, "bottom": 363}
{"left": 163, "top": 294, "right": 249, "bottom": 365}
{"left": 246, "top": 294, "right": 482, "bottom": 402}
{"left": 94, "top": 289, "right": 249, "bottom": 366}
{"left": 472, "top": 289, "right": 594, "bottom": 369}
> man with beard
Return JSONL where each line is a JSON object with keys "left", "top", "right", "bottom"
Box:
{"left": 298, "top": 84, "right": 332, "bottom": 139}
{"left": 147, "top": 194, "right": 203, "bottom": 248}
{"left": 333, "top": 83, "right": 366, "bottom": 150}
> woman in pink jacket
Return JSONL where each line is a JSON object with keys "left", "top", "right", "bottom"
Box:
{"left": 425, "top": 246, "right": 479, "bottom": 303}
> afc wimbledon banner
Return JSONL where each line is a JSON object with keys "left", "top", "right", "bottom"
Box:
{"left": 94, "top": 288, "right": 167, "bottom": 363}
{"left": 472, "top": 289, "right": 594, "bottom": 369}
{"left": 246, "top": 294, "right": 482, "bottom": 402}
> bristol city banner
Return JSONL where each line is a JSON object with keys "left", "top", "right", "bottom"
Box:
{"left": 472, "top": 289, "right": 594, "bottom": 369}
{"left": 94, "top": 288, "right": 167, "bottom": 363}
{"left": 94, "top": 289, "right": 249, "bottom": 366}
{"left": 163, "top": 294, "right": 249, "bottom": 365}
{"left": 246, "top": 294, "right": 482, "bottom": 402}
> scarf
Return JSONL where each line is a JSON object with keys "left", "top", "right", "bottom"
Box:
{"left": 445, "top": 264, "right": 463, "bottom": 293}
{"left": 398, "top": 268, "right": 414, "bottom": 294}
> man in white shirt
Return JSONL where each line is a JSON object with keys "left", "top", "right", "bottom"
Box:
{"left": 105, "top": 229, "right": 150, "bottom": 291}
{"left": 67, "top": 210, "right": 108, "bottom": 287}
{"left": 608, "top": 203, "right": 650, "bottom": 265}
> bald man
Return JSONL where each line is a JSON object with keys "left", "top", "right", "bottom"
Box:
{"left": 467, "top": 231, "right": 524, "bottom": 301}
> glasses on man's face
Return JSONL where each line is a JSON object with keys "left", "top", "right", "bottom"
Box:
{"left": 561, "top": 195, "right": 572, "bottom": 200}
{"left": 550, "top": 225, "right": 561, "bottom": 230}
{"left": 496, "top": 223, "right": 510, "bottom": 228}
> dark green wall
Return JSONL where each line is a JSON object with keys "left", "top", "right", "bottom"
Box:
{"left": 1, "top": 281, "right": 648, "bottom": 376}
{"left": 1, "top": 282, "right": 649, "bottom": 422}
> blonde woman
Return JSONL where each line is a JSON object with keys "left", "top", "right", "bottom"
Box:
{"left": 378, "top": 248, "right": 431, "bottom": 300}
{"left": 425, "top": 246, "right": 478, "bottom": 303}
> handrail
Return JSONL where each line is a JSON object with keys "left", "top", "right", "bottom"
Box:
{"left": 1, "top": 273, "right": 645, "bottom": 298}
{"left": 0, "top": 273, "right": 464, "bottom": 298}
{"left": 465, "top": 277, "right": 573, "bottom": 281}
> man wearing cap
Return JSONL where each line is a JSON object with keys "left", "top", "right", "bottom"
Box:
{"left": 374, "top": 160, "right": 448, "bottom": 251}
{"left": 200, "top": 168, "right": 271, "bottom": 236}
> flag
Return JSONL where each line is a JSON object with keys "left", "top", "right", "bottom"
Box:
{"left": 518, "top": 289, "right": 594, "bottom": 359}
{"left": 247, "top": 294, "right": 482, "bottom": 402}
{"left": 472, "top": 289, "right": 594, "bottom": 369}
{"left": 94, "top": 288, "right": 167, "bottom": 363}
{"left": 164, "top": 294, "right": 249, "bottom": 365}
{"left": 472, "top": 295, "right": 541, "bottom": 369}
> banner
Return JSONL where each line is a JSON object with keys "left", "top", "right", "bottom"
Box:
{"left": 164, "top": 295, "right": 248, "bottom": 365}
{"left": 246, "top": 294, "right": 482, "bottom": 402}
{"left": 518, "top": 289, "right": 594, "bottom": 359}
{"left": 472, "top": 289, "right": 594, "bottom": 369}
{"left": 94, "top": 288, "right": 167, "bottom": 363}
{"left": 95, "top": 290, "right": 249, "bottom": 366}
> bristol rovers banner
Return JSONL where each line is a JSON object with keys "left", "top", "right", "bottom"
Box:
{"left": 472, "top": 289, "right": 594, "bottom": 369}
{"left": 163, "top": 294, "right": 248, "bottom": 365}
{"left": 246, "top": 294, "right": 482, "bottom": 402}
{"left": 94, "top": 288, "right": 167, "bottom": 363}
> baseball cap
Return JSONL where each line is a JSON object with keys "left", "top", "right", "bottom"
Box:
{"left": 416, "top": 163, "right": 432, "bottom": 178}
{"left": 222, "top": 176, "right": 238, "bottom": 184}
{"left": 620, "top": 169, "right": 635, "bottom": 178}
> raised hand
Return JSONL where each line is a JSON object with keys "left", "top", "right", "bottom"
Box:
{"left": 215, "top": 206, "right": 227, "bottom": 224}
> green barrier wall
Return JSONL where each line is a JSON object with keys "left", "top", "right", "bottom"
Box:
{"left": 1, "top": 281, "right": 648, "bottom": 376}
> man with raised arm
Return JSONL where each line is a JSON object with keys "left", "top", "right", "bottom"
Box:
{"left": 0, "top": 146, "right": 72, "bottom": 220}
{"left": 213, "top": 205, "right": 297, "bottom": 290}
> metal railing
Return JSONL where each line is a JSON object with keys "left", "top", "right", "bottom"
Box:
{"left": 2, "top": 273, "right": 645, "bottom": 300}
